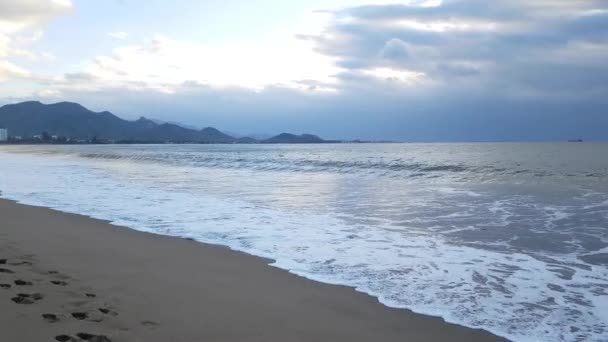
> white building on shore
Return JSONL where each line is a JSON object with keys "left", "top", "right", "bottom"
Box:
{"left": 0, "top": 128, "right": 8, "bottom": 142}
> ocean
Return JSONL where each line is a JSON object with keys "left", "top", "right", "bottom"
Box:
{"left": 1, "top": 143, "right": 607, "bottom": 341}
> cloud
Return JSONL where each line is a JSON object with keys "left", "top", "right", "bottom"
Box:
{"left": 361, "top": 67, "right": 426, "bottom": 84}
{"left": 0, "top": 0, "right": 72, "bottom": 33}
{"left": 21, "top": 0, "right": 608, "bottom": 99}
{"left": 0, "top": 60, "right": 30, "bottom": 80}
{"left": 37, "top": 88, "right": 62, "bottom": 98}
{"left": 79, "top": 34, "right": 342, "bottom": 92}
{"left": 0, "top": 0, "right": 72, "bottom": 85}
{"left": 379, "top": 38, "right": 410, "bottom": 59}
{"left": 40, "top": 78, "right": 606, "bottom": 142}
{"left": 306, "top": 0, "right": 608, "bottom": 97}
{"left": 2, "top": 0, "right": 608, "bottom": 141}
{"left": 108, "top": 31, "right": 128, "bottom": 40}
{"left": 63, "top": 72, "right": 97, "bottom": 82}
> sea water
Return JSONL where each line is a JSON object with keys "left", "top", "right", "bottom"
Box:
{"left": 1, "top": 143, "right": 607, "bottom": 341}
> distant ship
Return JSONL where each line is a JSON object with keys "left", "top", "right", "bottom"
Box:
{"left": 568, "top": 139, "right": 584, "bottom": 142}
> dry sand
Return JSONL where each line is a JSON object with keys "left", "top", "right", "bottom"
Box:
{"left": 0, "top": 198, "right": 508, "bottom": 342}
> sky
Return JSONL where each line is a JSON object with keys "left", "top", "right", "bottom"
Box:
{"left": 0, "top": 0, "right": 607, "bottom": 141}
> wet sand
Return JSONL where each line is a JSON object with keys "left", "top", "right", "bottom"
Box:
{"left": 0, "top": 198, "right": 508, "bottom": 341}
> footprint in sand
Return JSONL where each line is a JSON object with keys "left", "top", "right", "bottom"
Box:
{"left": 98, "top": 308, "right": 118, "bottom": 316}
{"left": 12, "top": 296, "right": 34, "bottom": 304}
{"left": 43, "top": 313, "right": 60, "bottom": 323}
{"left": 51, "top": 280, "right": 68, "bottom": 286}
{"left": 55, "top": 333, "right": 113, "bottom": 342}
{"left": 72, "top": 311, "right": 107, "bottom": 323}
{"left": 11, "top": 293, "right": 44, "bottom": 304}
{"left": 76, "top": 333, "right": 113, "bottom": 342}
{"left": 14, "top": 279, "right": 33, "bottom": 286}
{"left": 71, "top": 312, "right": 89, "bottom": 320}
{"left": 13, "top": 293, "right": 43, "bottom": 304}
{"left": 22, "top": 292, "right": 43, "bottom": 300}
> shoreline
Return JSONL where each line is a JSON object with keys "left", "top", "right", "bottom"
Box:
{"left": 0, "top": 198, "right": 508, "bottom": 341}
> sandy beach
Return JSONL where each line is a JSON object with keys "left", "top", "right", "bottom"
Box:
{"left": 0, "top": 198, "right": 507, "bottom": 342}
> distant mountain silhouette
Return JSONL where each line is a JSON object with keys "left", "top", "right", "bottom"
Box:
{"left": 0, "top": 101, "right": 331, "bottom": 144}
{"left": 263, "top": 133, "right": 325, "bottom": 144}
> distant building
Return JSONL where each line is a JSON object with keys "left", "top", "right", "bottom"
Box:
{"left": 0, "top": 128, "right": 7, "bottom": 142}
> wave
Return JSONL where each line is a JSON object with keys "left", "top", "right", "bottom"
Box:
{"left": 1, "top": 147, "right": 608, "bottom": 341}
{"left": 35, "top": 150, "right": 599, "bottom": 183}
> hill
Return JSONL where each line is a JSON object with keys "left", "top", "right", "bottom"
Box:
{"left": 0, "top": 101, "right": 331, "bottom": 144}
{"left": 0, "top": 101, "right": 234, "bottom": 143}
{"left": 263, "top": 133, "right": 325, "bottom": 144}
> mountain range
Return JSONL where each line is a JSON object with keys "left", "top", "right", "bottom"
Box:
{"left": 0, "top": 101, "right": 327, "bottom": 144}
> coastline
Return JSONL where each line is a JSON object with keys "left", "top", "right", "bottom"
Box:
{"left": 0, "top": 198, "right": 508, "bottom": 341}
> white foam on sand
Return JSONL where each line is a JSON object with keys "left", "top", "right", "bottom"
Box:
{"left": 1, "top": 151, "right": 607, "bottom": 342}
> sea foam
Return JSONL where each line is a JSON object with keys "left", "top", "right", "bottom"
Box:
{"left": 1, "top": 145, "right": 607, "bottom": 342}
